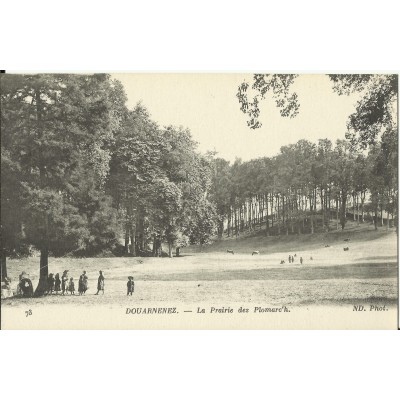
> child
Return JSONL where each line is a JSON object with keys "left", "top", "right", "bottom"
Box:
{"left": 69, "top": 277, "right": 75, "bottom": 295}
{"left": 127, "top": 276, "right": 134, "bottom": 295}
{"left": 54, "top": 273, "right": 61, "bottom": 294}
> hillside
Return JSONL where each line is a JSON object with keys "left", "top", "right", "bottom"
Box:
{"left": 186, "top": 220, "right": 397, "bottom": 256}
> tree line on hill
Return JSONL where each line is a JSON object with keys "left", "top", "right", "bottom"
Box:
{"left": 210, "top": 136, "right": 397, "bottom": 238}
{"left": 1, "top": 73, "right": 397, "bottom": 296}
{"left": 231, "top": 73, "right": 397, "bottom": 237}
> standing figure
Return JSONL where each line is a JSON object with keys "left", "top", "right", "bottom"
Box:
{"left": 61, "top": 270, "right": 69, "bottom": 295}
{"left": 54, "top": 273, "right": 61, "bottom": 294}
{"left": 47, "top": 273, "right": 55, "bottom": 294}
{"left": 78, "top": 273, "right": 83, "bottom": 295}
{"left": 96, "top": 271, "right": 104, "bottom": 295}
{"left": 79, "top": 271, "right": 88, "bottom": 295}
{"left": 69, "top": 277, "right": 75, "bottom": 295}
{"left": 288, "top": 255, "right": 292, "bottom": 263}
{"left": 127, "top": 276, "right": 135, "bottom": 295}
{"left": 300, "top": 257, "right": 303, "bottom": 265}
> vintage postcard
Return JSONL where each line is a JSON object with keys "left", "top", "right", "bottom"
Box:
{"left": 1, "top": 73, "right": 398, "bottom": 329}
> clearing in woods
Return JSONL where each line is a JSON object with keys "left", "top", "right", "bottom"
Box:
{"left": 2, "top": 224, "right": 398, "bottom": 310}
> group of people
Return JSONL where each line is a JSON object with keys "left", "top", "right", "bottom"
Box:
{"left": 280, "top": 254, "right": 303, "bottom": 265}
{"left": 13, "top": 270, "right": 135, "bottom": 297}
{"left": 46, "top": 270, "right": 103, "bottom": 295}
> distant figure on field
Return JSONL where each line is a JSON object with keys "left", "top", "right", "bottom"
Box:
{"left": 54, "top": 273, "right": 61, "bottom": 294}
{"left": 227, "top": 250, "right": 234, "bottom": 255}
{"left": 127, "top": 276, "right": 135, "bottom": 295}
{"left": 61, "top": 270, "right": 69, "bottom": 295}
{"left": 310, "top": 256, "right": 313, "bottom": 261}
{"left": 343, "top": 247, "right": 349, "bottom": 251}
{"left": 288, "top": 255, "right": 291, "bottom": 263}
{"left": 69, "top": 277, "right": 75, "bottom": 295}
{"left": 96, "top": 271, "right": 104, "bottom": 295}
{"left": 47, "top": 273, "right": 55, "bottom": 294}
{"left": 280, "top": 260, "right": 285, "bottom": 264}
{"left": 300, "top": 257, "right": 303, "bottom": 265}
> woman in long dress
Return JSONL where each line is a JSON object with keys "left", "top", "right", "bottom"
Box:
{"left": 54, "top": 273, "right": 61, "bottom": 294}
{"left": 61, "top": 270, "right": 69, "bottom": 295}
{"left": 95, "top": 271, "right": 104, "bottom": 295}
{"left": 78, "top": 271, "right": 88, "bottom": 295}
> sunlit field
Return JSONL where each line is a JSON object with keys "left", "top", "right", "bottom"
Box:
{"left": 2, "top": 226, "right": 397, "bottom": 309}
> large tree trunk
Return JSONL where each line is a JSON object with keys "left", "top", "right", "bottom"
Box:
{"left": 35, "top": 248, "right": 49, "bottom": 296}
{"left": 35, "top": 209, "right": 49, "bottom": 296}
{"left": 1, "top": 251, "right": 7, "bottom": 281}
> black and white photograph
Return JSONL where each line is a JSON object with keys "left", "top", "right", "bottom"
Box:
{"left": 1, "top": 73, "right": 398, "bottom": 329}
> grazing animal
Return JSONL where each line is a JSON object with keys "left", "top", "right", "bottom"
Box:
{"left": 324, "top": 245, "right": 330, "bottom": 248}
{"left": 252, "top": 251, "right": 259, "bottom": 256}
{"left": 343, "top": 247, "right": 349, "bottom": 251}
{"left": 280, "top": 260, "right": 285, "bottom": 264}
{"left": 227, "top": 250, "right": 234, "bottom": 255}
{"left": 344, "top": 238, "right": 350, "bottom": 242}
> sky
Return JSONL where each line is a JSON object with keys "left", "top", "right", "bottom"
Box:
{"left": 112, "top": 74, "right": 360, "bottom": 162}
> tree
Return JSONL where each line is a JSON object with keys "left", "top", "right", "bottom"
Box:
{"left": 237, "top": 74, "right": 300, "bottom": 129}
{"left": 1, "top": 74, "right": 125, "bottom": 294}
{"left": 148, "top": 178, "right": 183, "bottom": 258}
{"left": 107, "top": 104, "right": 165, "bottom": 256}
{"left": 1, "top": 148, "right": 31, "bottom": 280}
{"left": 332, "top": 140, "right": 356, "bottom": 230}
{"left": 209, "top": 158, "right": 231, "bottom": 238}
{"left": 188, "top": 198, "right": 217, "bottom": 249}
